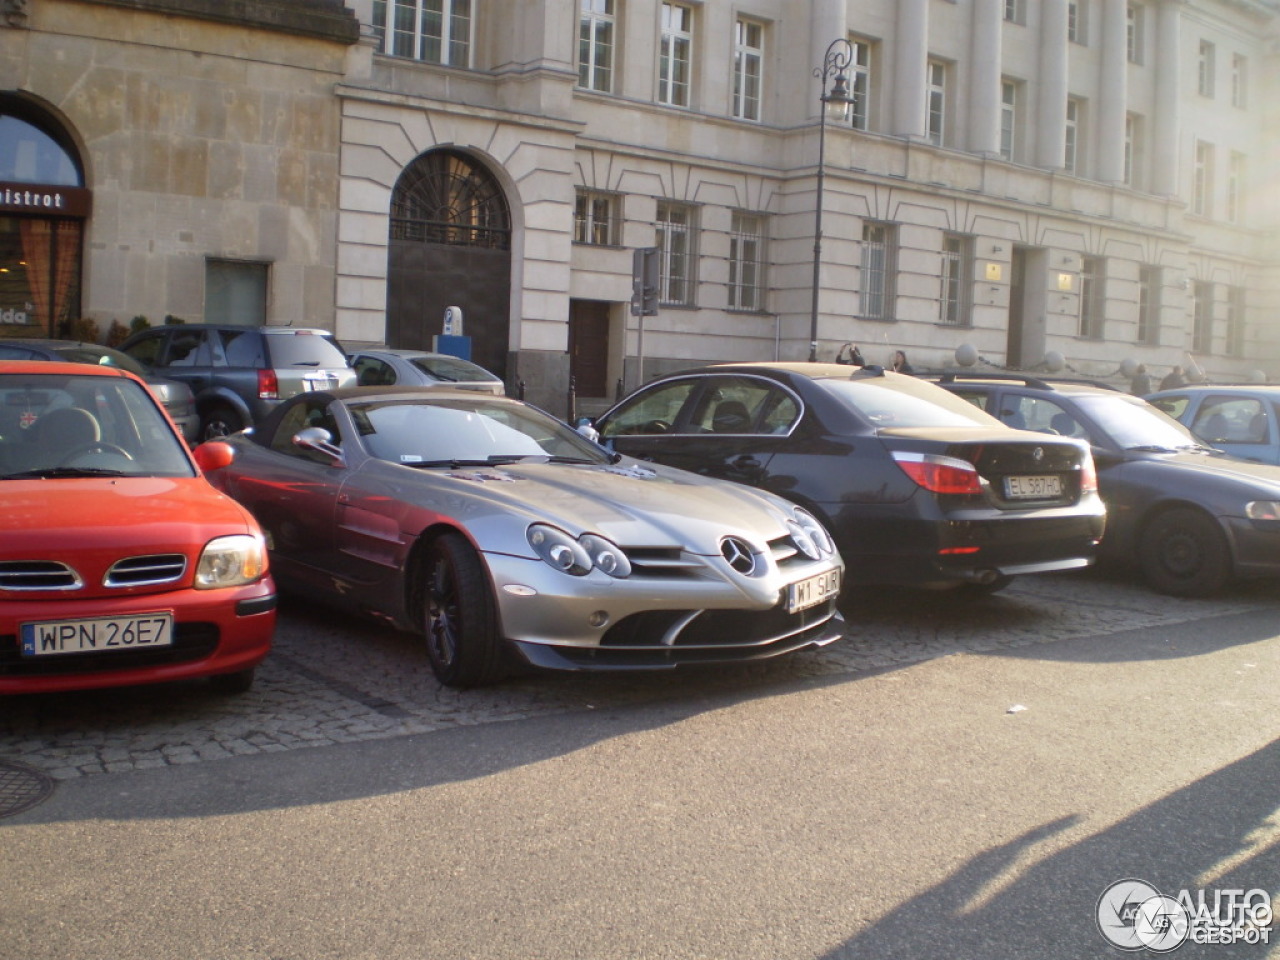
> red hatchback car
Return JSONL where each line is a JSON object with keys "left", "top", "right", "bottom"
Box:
{"left": 0, "top": 361, "right": 275, "bottom": 695}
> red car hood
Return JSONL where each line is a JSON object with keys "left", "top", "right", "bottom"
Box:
{"left": 2, "top": 476, "right": 260, "bottom": 560}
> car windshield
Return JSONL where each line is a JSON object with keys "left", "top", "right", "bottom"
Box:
{"left": 350, "top": 397, "right": 611, "bottom": 466}
{"left": 818, "top": 376, "right": 1004, "bottom": 429}
{"left": 408, "top": 355, "right": 501, "bottom": 383}
{"left": 1073, "top": 392, "right": 1205, "bottom": 450}
{"left": 0, "top": 372, "right": 196, "bottom": 480}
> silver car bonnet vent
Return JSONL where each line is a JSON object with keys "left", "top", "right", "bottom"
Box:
{"left": 0, "top": 561, "right": 83, "bottom": 591}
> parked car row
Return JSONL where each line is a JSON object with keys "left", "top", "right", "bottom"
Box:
{"left": 9, "top": 339, "right": 1280, "bottom": 698}
{"left": 932, "top": 373, "right": 1280, "bottom": 597}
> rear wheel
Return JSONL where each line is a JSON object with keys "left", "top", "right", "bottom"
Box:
{"left": 422, "top": 533, "right": 505, "bottom": 688}
{"left": 1138, "top": 507, "right": 1231, "bottom": 597}
{"left": 201, "top": 405, "right": 244, "bottom": 441}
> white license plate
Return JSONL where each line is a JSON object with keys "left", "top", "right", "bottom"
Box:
{"left": 20, "top": 613, "right": 174, "bottom": 657}
{"left": 787, "top": 569, "right": 841, "bottom": 613}
{"left": 1004, "top": 474, "right": 1062, "bottom": 499}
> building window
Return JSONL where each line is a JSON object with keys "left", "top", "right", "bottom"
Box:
{"left": 728, "top": 211, "right": 766, "bottom": 311}
{"left": 1068, "top": 2, "right": 1086, "bottom": 44}
{"left": 206, "top": 259, "right": 268, "bottom": 326}
{"left": 1193, "top": 141, "right": 1214, "bottom": 217}
{"left": 372, "top": 0, "right": 472, "bottom": 66}
{"left": 732, "top": 19, "right": 764, "bottom": 121}
{"left": 926, "top": 61, "right": 947, "bottom": 147}
{"left": 1232, "top": 54, "right": 1248, "bottom": 109}
{"left": 1198, "top": 41, "right": 1215, "bottom": 97}
{"left": 578, "top": 0, "right": 616, "bottom": 93}
{"left": 1004, "top": 0, "right": 1025, "bottom": 25}
{"left": 1192, "top": 281, "right": 1213, "bottom": 354}
{"left": 658, "top": 3, "right": 693, "bottom": 107}
{"left": 860, "top": 221, "right": 896, "bottom": 322}
{"left": 1079, "top": 256, "right": 1104, "bottom": 339}
{"left": 1126, "top": 4, "right": 1144, "bottom": 65}
{"left": 1227, "top": 285, "right": 1245, "bottom": 357}
{"left": 1227, "top": 152, "right": 1245, "bottom": 224}
{"left": 1137, "top": 266, "right": 1160, "bottom": 345}
{"left": 940, "top": 234, "right": 972, "bottom": 326}
{"left": 1124, "top": 113, "right": 1143, "bottom": 188}
{"left": 574, "top": 189, "right": 620, "bottom": 246}
{"left": 1000, "top": 80, "right": 1017, "bottom": 161}
{"left": 848, "top": 39, "right": 873, "bottom": 131}
{"left": 1064, "top": 98, "right": 1082, "bottom": 175}
{"left": 656, "top": 201, "right": 696, "bottom": 305}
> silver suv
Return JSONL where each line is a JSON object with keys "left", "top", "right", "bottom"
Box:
{"left": 119, "top": 325, "right": 356, "bottom": 440}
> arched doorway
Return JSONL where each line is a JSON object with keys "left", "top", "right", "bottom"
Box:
{"left": 386, "top": 148, "right": 512, "bottom": 379}
{"left": 0, "top": 95, "right": 90, "bottom": 338}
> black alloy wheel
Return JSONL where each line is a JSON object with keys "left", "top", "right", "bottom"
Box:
{"left": 423, "top": 532, "right": 505, "bottom": 688}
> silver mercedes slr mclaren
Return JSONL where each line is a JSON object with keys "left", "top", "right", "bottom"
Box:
{"left": 194, "top": 386, "right": 845, "bottom": 687}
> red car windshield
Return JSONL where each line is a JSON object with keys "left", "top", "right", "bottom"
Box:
{"left": 0, "top": 372, "right": 195, "bottom": 479}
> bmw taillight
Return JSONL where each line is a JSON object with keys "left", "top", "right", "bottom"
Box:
{"left": 257, "top": 369, "right": 278, "bottom": 400}
{"left": 891, "top": 451, "right": 983, "bottom": 495}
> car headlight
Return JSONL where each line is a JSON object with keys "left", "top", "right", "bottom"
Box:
{"left": 579, "top": 533, "right": 632, "bottom": 577}
{"left": 195, "top": 534, "right": 267, "bottom": 589}
{"left": 527, "top": 525, "right": 631, "bottom": 578}
{"left": 1246, "top": 501, "right": 1280, "bottom": 521}
{"left": 789, "top": 508, "right": 835, "bottom": 559}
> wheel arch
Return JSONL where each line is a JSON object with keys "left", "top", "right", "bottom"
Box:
{"left": 404, "top": 522, "right": 489, "bottom": 626}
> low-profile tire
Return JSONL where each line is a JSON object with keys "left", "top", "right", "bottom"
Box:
{"left": 422, "top": 532, "right": 506, "bottom": 688}
{"left": 953, "top": 574, "right": 1015, "bottom": 598}
{"left": 201, "top": 405, "right": 244, "bottom": 441}
{"left": 207, "top": 667, "right": 255, "bottom": 695}
{"left": 1138, "top": 507, "right": 1231, "bottom": 597}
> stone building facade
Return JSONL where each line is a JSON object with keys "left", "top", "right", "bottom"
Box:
{"left": 2, "top": 0, "right": 1276, "bottom": 417}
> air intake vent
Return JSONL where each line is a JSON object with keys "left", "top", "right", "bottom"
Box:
{"left": 0, "top": 561, "right": 81, "bottom": 591}
{"left": 105, "top": 554, "right": 187, "bottom": 588}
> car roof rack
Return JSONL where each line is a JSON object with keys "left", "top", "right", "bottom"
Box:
{"left": 934, "top": 371, "right": 1120, "bottom": 391}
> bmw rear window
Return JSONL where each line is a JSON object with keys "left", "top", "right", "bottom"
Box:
{"left": 818, "top": 377, "right": 1004, "bottom": 429}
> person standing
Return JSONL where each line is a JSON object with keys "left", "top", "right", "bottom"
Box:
{"left": 1159, "top": 365, "right": 1186, "bottom": 390}
{"left": 1129, "top": 363, "right": 1152, "bottom": 396}
{"left": 836, "top": 342, "right": 864, "bottom": 366}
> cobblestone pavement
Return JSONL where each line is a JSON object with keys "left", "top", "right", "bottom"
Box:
{"left": 3, "top": 569, "right": 1277, "bottom": 781}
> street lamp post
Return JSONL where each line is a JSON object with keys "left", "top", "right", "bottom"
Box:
{"left": 808, "top": 37, "right": 854, "bottom": 363}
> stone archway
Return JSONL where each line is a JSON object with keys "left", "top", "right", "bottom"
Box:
{"left": 0, "top": 94, "right": 90, "bottom": 338}
{"left": 386, "top": 148, "right": 512, "bottom": 379}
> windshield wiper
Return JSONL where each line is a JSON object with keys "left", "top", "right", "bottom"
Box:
{"left": 1125, "top": 444, "right": 1178, "bottom": 453}
{"left": 3, "top": 467, "right": 130, "bottom": 479}
{"left": 407, "top": 455, "right": 527, "bottom": 469}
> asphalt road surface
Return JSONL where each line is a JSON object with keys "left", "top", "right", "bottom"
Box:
{"left": 3, "top": 569, "right": 1280, "bottom": 960}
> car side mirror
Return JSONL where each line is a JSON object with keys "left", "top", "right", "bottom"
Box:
{"left": 192, "top": 441, "right": 235, "bottom": 473}
{"left": 576, "top": 418, "right": 600, "bottom": 443}
{"left": 294, "top": 426, "right": 345, "bottom": 466}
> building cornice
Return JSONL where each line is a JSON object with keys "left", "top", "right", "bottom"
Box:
{"left": 69, "top": 0, "right": 360, "bottom": 44}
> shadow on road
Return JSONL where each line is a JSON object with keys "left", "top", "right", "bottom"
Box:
{"left": 822, "top": 739, "right": 1280, "bottom": 960}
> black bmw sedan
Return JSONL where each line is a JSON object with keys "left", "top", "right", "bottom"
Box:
{"left": 937, "top": 372, "right": 1280, "bottom": 596}
{"left": 591, "top": 363, "right": 1106, "bottom": 595}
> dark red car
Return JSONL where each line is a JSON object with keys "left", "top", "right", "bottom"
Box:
{"left": 0, "top": 361, "right": 275, "bottom": 694}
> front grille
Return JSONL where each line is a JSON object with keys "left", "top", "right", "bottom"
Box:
{"left": 105, "top": 554, "right": 187, "bottom": 588}
{"left": 0, "top": 561, "right": 81, "bottom": 592}
{"left": 0, "top": 623, "right": 219, "bottom": 676}
{"left": 601, "top": 598, "right": 838, "bottom": 649}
